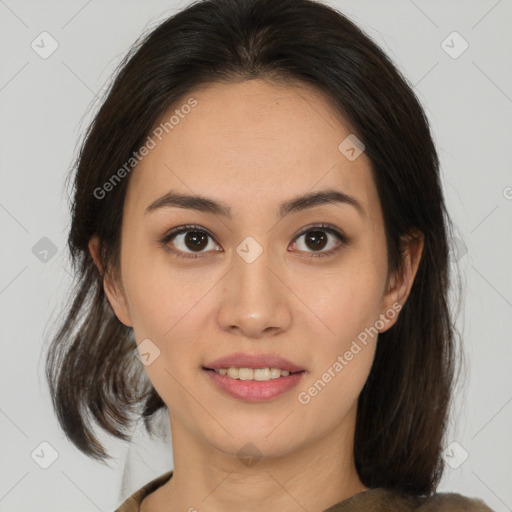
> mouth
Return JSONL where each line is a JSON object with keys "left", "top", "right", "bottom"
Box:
{"left": 202, "top": 366, "right": 305, "bottom": 381}
{"left": 204, "top": 352, "right": 307, "bottom": 374}
{"left": 202, "top": 366, "right": 306, "bottom": 402}
{"left": 202, "top": 353, "right": 307, "bottom": 402}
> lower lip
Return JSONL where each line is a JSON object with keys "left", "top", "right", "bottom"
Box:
{"left": 203, "top": 369, "right": 305, "bottom": 402}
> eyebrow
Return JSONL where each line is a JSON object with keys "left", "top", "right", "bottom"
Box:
{"left": 145, "top": 188, "right": 366, "bottom": 220}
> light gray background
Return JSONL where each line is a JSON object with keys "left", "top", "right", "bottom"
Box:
{"left": 1, "top": 0, "right": 511, "bottom": 510}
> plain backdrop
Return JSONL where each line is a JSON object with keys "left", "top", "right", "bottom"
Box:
{"left": 1, "top": 0, "right": 511, "bottom": 510}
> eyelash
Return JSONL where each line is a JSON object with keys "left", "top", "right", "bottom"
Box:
{"left": 159, "top": 223, "right": 349, "bottom": 260}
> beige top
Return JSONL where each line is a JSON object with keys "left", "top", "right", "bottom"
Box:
{"left": 115, "top": 470, "right": 494, "bottom": 511}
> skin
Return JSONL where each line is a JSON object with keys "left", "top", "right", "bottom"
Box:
{"left": 89, "top": 79, "right": 423, "bottom": 512}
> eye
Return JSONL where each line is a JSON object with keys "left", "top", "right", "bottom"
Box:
{"left": 290, "top": 224, "right": 348, "bottom": 258}
{"left": 160, "top": 225, "right": 221, "bottom": 259}
{"left": 160, "top": 223, "right": 348, "bottom": 260}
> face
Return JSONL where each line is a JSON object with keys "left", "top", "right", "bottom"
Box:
{"left": 91, "top": 79, "right": 421, "bottom": 462}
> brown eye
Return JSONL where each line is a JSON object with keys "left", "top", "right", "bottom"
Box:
{"left": 182, "top": 231, "right": 210, "bottom": 251}
{"left": 161, "top": 225, "right": 220, "bottom": 258}
{"left": 303, "top": 230, "right": 328, "bottom": 251}
{"left": 291, "top": 224, "right": 347, "bottom": 257}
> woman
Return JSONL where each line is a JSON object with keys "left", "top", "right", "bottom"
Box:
{"left": 45, "top": 0, "right": 494, "bottom": 510}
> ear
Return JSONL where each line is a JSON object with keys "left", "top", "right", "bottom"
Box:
{"left": 88, "top": 235, "right": 133, "bottom": 327}
{"left": 378, "top": 230, "right": 424, "bottom": 333}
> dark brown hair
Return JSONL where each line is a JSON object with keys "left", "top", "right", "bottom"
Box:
{"left": 46, "top": 0, "right": 461, "bottom": 496}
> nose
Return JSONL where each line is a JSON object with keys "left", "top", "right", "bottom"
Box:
{"left": 217, "top": 244, "right": 292, "bottom": 339}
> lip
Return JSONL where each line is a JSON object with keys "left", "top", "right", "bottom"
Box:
{"left": 203, "top": 368, "right": 306, "bottom": 402}
{"left": 203, "top": 352, "right": 306, "bottom": 373}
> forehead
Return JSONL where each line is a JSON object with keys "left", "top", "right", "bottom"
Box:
{"left": 125, "top": 79, "right": 380, "bottom": 224}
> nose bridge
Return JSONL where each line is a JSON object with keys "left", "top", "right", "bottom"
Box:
{"left": 217, "top": 238, "right": 291, "bottom": 336}
{"left": 235, "top": 243, "right": 274, "bottom": 300}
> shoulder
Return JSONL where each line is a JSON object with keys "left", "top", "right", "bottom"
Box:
{"left": 415, "top": 491, "right": 494, "bottom": 511}
{"left": 324, "top": 487, "right": 494, "bottom": 512}
{"left": 115, "top": 471, "right": 173, "bottom": 512}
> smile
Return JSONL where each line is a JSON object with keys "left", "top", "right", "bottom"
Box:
{"left": 203, "top": 367, "right": 306, "bottom": 402}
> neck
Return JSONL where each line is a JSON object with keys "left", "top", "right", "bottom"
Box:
{"left": 145, "top": 406, "right": 367, "bottom": 512}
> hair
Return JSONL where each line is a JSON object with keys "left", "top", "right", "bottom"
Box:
{"left": 45, "top": 0, "right": 461, "bottom": 496}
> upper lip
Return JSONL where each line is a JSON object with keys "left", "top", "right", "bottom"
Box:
{"left": 204, "top": 353, "right": 306, "bottom": 373}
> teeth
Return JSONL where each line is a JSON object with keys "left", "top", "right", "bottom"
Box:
{"left": 214, "top": 367, "right": 292, "bottom": 381}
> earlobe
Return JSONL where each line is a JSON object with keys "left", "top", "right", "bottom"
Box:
{"left": 379, "top": 231, "right": 424, "bottom": 332}
{"left": 88, "top": 236, "right": 133, "bottom": 327}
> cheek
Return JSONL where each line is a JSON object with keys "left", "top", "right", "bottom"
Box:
{"left": 291, "top": 256, "right": 386, "bottom": 341}
{"left": 122, "top": 250, "right": 215, "bottom": 398}
{"left": 120, "top": 239, "right": 202, "bottom": 337}
{"left": 295, "top": 340, "right": 376, "bottom": 440}
{"left": 290, "top": 252, "right": 384, "bottom": 394}
{"left": 294, "top": 266, "right": 381, "bottom": 418}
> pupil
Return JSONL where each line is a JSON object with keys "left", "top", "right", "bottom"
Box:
{"left": 185, "top": 231, "right": 208, "bottom": 251}
{"left": 306, "top": 230, "right": 327, "bottom": 251}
